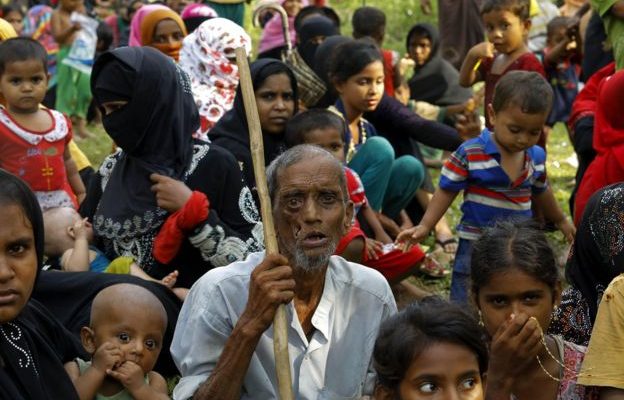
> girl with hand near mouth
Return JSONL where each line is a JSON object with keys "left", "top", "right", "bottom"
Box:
{"left": 471, "top": 220, "right": 598, "bottom": 400}
{"left": 459, "top": 0, "right": 545, "bottom": 131}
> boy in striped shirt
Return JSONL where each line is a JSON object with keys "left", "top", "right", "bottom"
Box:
{"left": 396, "top": 71, "right": 575, "bottom": 303}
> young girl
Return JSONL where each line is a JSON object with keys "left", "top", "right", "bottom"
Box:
{"left": 0, "top": 38, "right": 85, "bottom": 211}
{"left": 373, "top": 297, "right": 488, "bottom": 400}
{"left": 329, "top": 39, "right": 425, "bottom": 233}
{"left": 459, "top": 0, "right": 545, "bottom": 130}
{"left": 51, "top": 0, "right": 93, "bottom": 138}
{"left": 471, "top": 220, "right": 599, "bottom": 400}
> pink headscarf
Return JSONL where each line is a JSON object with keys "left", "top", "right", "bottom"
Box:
{"left": 181, "top": 3, "right": 218, "bottom": 20}
{"left": 128, "top": 4, "right": 167, "bottom": 46}
{"left": 257, "top": 0, "right": 308, "bottom": 55}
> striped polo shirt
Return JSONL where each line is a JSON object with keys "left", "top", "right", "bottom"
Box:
{"left": 440, "top": 129, "right": 548, "bottom": 240}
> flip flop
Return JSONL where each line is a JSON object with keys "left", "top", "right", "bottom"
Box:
{"left": 418, "top": 254, "right": 449, "bottom": 279}
{"left": 435, "top": 238, "right": 458, "bottom": 254}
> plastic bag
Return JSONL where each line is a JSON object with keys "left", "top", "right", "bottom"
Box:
{"left": 61, "top": 12, "right": 99, "bottom": 75}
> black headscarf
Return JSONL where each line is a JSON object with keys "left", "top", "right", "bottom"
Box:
{"left": 312, "top": 35, "right": 350, "bottom": 108}
{"left": 0, "top": 170, "right": 82, "bottom": 400}
{"left": 210, "top": 59, "right": 298, "bottom": 189}
{"left": 406, "top": 23, "right": 472, "bottom": 106}
{"left": 566, "top": 183, "right": 624, "bottom": 321}
{"left": 296, "top": 15, "right": 338, "bottom": 67}
{"left": 90, "top": 47, "right": 199, "bottom": 240}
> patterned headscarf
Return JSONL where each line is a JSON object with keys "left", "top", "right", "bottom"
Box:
{"left": 23, "top": 6, "right": 59, "bottom": 82}
{"left": 178, "top": 18, "right": 251, "bottom": 140}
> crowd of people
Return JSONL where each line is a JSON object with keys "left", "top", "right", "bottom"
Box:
{"left": 0, "top": 0, "right": 623, "bottom": 398}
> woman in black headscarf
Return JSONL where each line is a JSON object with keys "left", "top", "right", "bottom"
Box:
{"left": 0, "top": 169, "right": 84, "bottom": 399}
{"left": 296, "top": 14, "right": 338, "bottom": 68}
{"left": 550, "top": 183, "right": 624, "bottom": 346}
{"left": 80, "top": 47, "right": 263, "bottom": 288}
{"left": 210, "top": 58, "right": 298, "bottom": 193}
{"left": 406, "top": 23, "right": 473, "bottom": 107}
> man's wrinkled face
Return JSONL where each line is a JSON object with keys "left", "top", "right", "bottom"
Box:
{"left": 273, "top": 156, "right": 353, "bottom": 272}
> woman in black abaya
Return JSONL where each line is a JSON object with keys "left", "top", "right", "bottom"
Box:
{"left": 0, "top": 169, "right": 83, "bottom": 399}
{"left": 80, "top": 47, "right": 263, "bottom": 288}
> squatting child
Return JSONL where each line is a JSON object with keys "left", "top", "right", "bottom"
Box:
{"left": 397, "top": 71, "right": 575, "bottom": 303}
{"left": 65, "top": 283, "right": 170, "bottom": 399}
{"left": 0, "top": 37, "right": 85, "bottom": 210}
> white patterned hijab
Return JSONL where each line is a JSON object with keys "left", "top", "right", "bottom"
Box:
{"left": 179, "top": 18, "right": 252, "bottom": 141}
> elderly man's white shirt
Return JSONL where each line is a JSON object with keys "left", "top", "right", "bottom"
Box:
{"left": 171, "top": 251, "right": 397, "bottom": 400}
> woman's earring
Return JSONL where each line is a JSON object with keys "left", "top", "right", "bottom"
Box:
{"left": 478, "top": 310, "right": 485, "bottom": 327}
{"left": 552, "top": 305, "right": 559, "bottom": 322}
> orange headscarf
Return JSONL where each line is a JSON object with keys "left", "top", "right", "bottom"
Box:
{"left": 140, "top": 8, "right": 187, "bottom": 61}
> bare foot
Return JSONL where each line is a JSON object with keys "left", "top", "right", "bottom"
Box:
{"left": 161, "top": 270, "right": 179, "bottom": 288}
{"left": 72, "top": 116, "right": 93, "bottom": 139}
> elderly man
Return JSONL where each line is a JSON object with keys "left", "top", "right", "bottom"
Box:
{"left": 171, "top": 145, "right": 397, "bottom": 399}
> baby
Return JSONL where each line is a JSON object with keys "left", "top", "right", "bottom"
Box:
{"left": 65, "top": 283, "right": 170, "bottom": 399}
{"left": 43, "top": 207, "right": 179, "bottom": 288}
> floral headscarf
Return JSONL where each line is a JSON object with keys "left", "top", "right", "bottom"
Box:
{"left": 178, "top": 18, "right": 251, "bottom": 140}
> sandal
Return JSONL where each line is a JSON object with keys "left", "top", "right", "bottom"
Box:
{"left": 435, "top": 238, "right": 458, "bottom": 254}
{"left": 418, "top": 254, "right": 449, "bottom": 278}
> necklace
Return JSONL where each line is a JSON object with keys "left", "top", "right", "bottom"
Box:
{"left": 530, "top": 317, "right": 592, "bottom": 382}
{"left": 346, "top": 119, "right": 367, "bottom": 163}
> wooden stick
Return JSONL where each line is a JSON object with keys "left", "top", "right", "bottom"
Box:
{"left": 235, "top": 46, "right": 294, "bottom": 400}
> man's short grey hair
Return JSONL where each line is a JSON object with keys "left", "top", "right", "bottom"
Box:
{"left": 266, "top": 144, "right": 348, "bottom": 203}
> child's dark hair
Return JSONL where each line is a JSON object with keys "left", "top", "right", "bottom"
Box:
{"left": 470, "top": 219, "right": 559, "bottom": 298}
{"left": 480, "top": 0, "right": 530, "bottom": 20}
{"left": 96, "top": 22, "right": 113, "bottom": 52}
{"left": 373, "top": 297, "right": 488, "bottom": 391}
{"left": 329, "top": 39, "right": 382, "bottom": 83}
{"left": 284, "top": 109, "right": 344, "bottom": 148}
{"left": 492, "top": 70, "right": 553, "bottom": 114}
{"left": 351, "top": 6, "right": 385, "bottom": 39}
{"left": 547, "top": 16, "right": 570, "bottom": 38}
{"left": 0, "top": 37, "right": 48, "bottom": 76}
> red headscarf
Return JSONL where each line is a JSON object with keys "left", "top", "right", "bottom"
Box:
{"left": 574, "top": 69, "right": 624, "bottom": 224}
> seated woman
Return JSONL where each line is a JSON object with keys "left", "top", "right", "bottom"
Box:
{"left": 179, "top": 17, "right": 251, "bottom": 141}
{"left": 81, "top": 47, "right": 263, "bottom": 289}
{"left": 130, "top": 4, "right": 187, "bottom": 61}
{"left": 210, "top": 58, "right": 298, "bottom": 194}
{"left": 550, "top": 183, "right": 624, "bottom": 346}
{"left": 328, "top": 39, "right": 425, "bottom": 233}
{"left": 406, "top": 23, "right": 473, "bottom": 108}
{"left": 0, "top": 169, "right": 83, "bottom": 399}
